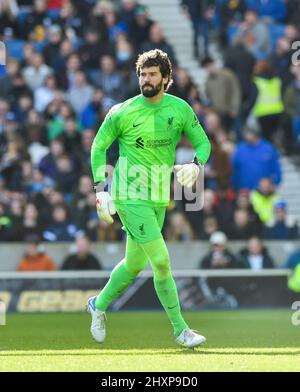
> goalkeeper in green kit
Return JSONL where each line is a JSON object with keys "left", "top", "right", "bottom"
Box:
{"left": 87, "top": 49, "right": 211, "bottom": 348}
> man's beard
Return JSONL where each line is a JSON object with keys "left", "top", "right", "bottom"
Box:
{"left": 141, "top": 80, "right": 163, "bottom": 97}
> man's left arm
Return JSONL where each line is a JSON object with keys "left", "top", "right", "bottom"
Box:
{"left": 182, "top": 104, "right": 211, "bottom": 165}
{"left": 174, "top": 104, "right": 211, "bottom": 187}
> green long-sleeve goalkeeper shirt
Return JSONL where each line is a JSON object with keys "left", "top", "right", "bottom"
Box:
{"left": 91, "top": 93, "right": 211, "bottom": 206}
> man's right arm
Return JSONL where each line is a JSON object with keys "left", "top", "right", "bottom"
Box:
{"left": 91, "top": 108, "right": 120, "bottom": 224}
{"left": 91, "top": 108, "right": 120, "bottom": 188}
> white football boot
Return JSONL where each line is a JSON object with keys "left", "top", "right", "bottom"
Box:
{"left": 175, "top": 328, "right": 206, "bottom": 348}
{"left": 87, "top": 296, "right": 106, "bottom": 343}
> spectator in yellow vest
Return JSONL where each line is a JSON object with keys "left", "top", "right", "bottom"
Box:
{"left": 253, "top": 60, "right": 284, "bottom": 143}
{"left": 251, "top": 177, "right": 278, "bottom": 225}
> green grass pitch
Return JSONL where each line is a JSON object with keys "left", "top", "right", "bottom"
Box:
{"left": 0, "top": 310, "right": 299, "bottom": 372}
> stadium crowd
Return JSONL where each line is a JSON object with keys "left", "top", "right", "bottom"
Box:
{"left": 0, "top": 0, "right": 300, "bottom": 260}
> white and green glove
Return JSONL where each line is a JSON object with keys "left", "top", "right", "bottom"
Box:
{"left": 96, "top": 191, "right": 116, "bottom": 224}
{"left": 174, "top": 163, "right": 200, "bottom": 188}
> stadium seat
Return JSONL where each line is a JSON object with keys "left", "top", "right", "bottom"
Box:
{"left": 6, "top": 40, "right": 25, "bottom": 61}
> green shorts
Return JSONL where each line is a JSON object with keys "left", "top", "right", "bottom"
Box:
{"left": 115, "top": 204, "right": 166, "bottom": 243}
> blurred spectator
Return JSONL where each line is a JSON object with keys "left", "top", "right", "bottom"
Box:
{"left": 89, "top": 55, "right": 123, "bottom": 101}
{"left": 46, "top": 99, "right": 75, "bottom": 141}
{"left": 22, "top": 0, "right": 50, "bottom": 40}
{"left": 202, "top": 56, "right": 241, "bottom": 131}
{"left": 218, "top": 0, "right": 246, "bottom": 47}
{"left": 284, "top": 23, "right": 300, "bottom": 46}
{"left": 233, "top": 10, "right": 271, "bottom": 59}
{"left": 141, "top": 23, "right": 176, "bottom": 63}
{"left": 252, "top": 60, "right": 284, "bottom": 143}
{"left": 0, "top": 59, "right": 21, "bottom": 103}
{"left": 87, "top": 0, "right": 111, "bottom": 40}
{"left": 175, "top": 133, "right": 195, "bottom": 164}
{"left": 204, "top": 134, "right": 232, "bottom": 190}
{"left": 238, "top": 237, "right": 274, "bottom": 270}
{"left": 39, "top": 138, "right": 65, "bottom": 179}
{"left": 71, "top": 174, "right": 93, "bottom": 220}
{"left": 21, "top": 43, "right": 35, "bottom": 68}
{"left": 224, "top": 40, "right": 255, "bottom": 105}
{"left": 0, "top": 133, "right": 29, "bottom": 191}
{"left": 288, "top": 263, "right": 300, "bottom": 292}
{"left": 56, "top": 0, "right": 83, "bottom": 39}
{"left": 59, "top": 52, "right": 81, "bottom": 91}
{"left": 246, "top": 0, "right": 287, "bottom": 23}
{"left": 66, "top": 71, "right": 94, "bottom": 116}
{"left": 115, "top": 33, "right": 135, "bottom": 69}
{"left": 231, "top": 124, "right": 281, "bottom": 191}
{"left": 184, "top": 189, "right": 218, "bottom": 239}
{"left": 224, "top": 41, "right": 256, "bottom": 137}
{"left": 0, "top": 0, "right": 19, "bottom": 37}
{"left": 235, "top": 189, "right": 262, "bottom": 231}
{"left": 25, "top": 109, "right": 49, "bottom": 157}
{"left": 165, "top": 211, "right": 195, "bottom": 240}
{"left": 269, "top": 37, "right": 293, "bottom": 90}
{"left": 43, "top": 203, "right": 78, "bottom": 242}
{"left": 51, "top": 38, "right": 74, "bottom": 75}
{"left": 61, "top": 234, "right": 102, "bottom": 270}
{"left": 73, "top": 128, "right": 95, "bottom": 175}
{"left": 104, "top": 8, "right": 128, "bottom": 44}
{"left": 128, "top": 5, "right": 153, "bottom": 50}
{"left": 263, "top": 200, "right": 299, "bottom": 240}
{"left": 47, "top": 0, "right": 64, "bottom": 10}
{"left": 15, "top": 93, "right": 34, "bottom": 125}
{"left": 55, "top": 154, "right": 78, "bottom": 195}
{"left": 62, "top": 116, "right": 82, "bottom": 153}
{"left": 286, "top": 2, "right": 300, "bottom": 27}
{"left": 251, "top": 177, "right": 278, "bottom": 224}
{"left": 284, "top": 247, "right": 300, "bottom": 269}
{"left": 17, "top": 238, "right": 56, "bottom": 271}
{"left": 181, "top": 0, "right": 213, "bottom": 57}
{"left": 200, "top": 216, "right": 220, "bottom": 240}
{"left": 213, "top": 184, "right": 236, "bottom": 233}
{"left": 227, "top": 208, "right": 259, "bottom": 240}
{"left": 20, "top": 202, "right": 44, "bottom": 242}
{"left": 26, "top": 168, "right": 55, "bottom": 195}
{"left": 204, "top": 111, "right": 235, "bottom": 156}
{"left": 283, "top": 64, "right": 300, "bottom": 153}
{"left": 0, "top": 98, "right": 9, "bottom": 132}
{"left": 43, "top": 24, "right": 63, "bottom": 68}
{"left": 80, "top": 89, "right": 105, "bottom": 129}
{"left": 199, "top": 231, "right": 242, "bottom": 269}
{"left": 0, "top": 202, "right": 13, "bottom": 241}
{"left": 23, "top": 52, "right": 53, "bottom": 91}
{"left": 170, "top": 68, "right": 200, "bottom": 104}
{"left": 79, "top": 27, "right": 114, "bottom": 71}
{"left": 120, "top": 0, "right": 138, "bottom": 26}
{"left": 34, "top": 74, "right": 57, "bottom": 113}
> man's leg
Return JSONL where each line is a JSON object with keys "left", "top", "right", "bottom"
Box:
{"left": 139, "top": 237, "right": 189, "bottom": 337}
{"left": 95, "top": 236, "right": 148, "bottom": 311}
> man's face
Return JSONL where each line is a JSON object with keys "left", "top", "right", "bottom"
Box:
{"left": 139, "top": 66, "right": 167, "bottom": 97}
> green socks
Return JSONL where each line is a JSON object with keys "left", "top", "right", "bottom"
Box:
{"left": 154, "top": 275, "right": 189, "bottom": 337}
{"left": 95, "top": 237, "right": 189, "bottom": 338}
{"left": 95, "top": 260, "right": 135, "bottom": 311}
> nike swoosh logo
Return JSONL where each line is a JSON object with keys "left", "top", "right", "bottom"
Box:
{"left": 168, "top": 305, "right": 178, "bottom": 310}
{"left": 133, "top": 122, "right": 143, "bottom": 128}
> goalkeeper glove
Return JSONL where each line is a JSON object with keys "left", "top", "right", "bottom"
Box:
{"left": 95, "top": 191, "right": 116, "bottom": 224}
{"left": 174, "top": 163, "right": 200, "bottom": 188}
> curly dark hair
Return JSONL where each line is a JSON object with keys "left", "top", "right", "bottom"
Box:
{"left": 136, "top": 49, "right": 173, "bottom": 91}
